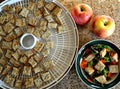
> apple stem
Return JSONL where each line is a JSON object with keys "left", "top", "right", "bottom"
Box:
{"left": 104, "top": 22, "right": 108, "bottom": 26}
{"left": 80, "top": 8, "right": 84, "bottom": 12}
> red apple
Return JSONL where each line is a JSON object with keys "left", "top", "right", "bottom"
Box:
{"left": 92, "top": 15, "right": 115, "bottom": 38}
{"left": 71, "top": 3, "right": 93, "bottom": 25}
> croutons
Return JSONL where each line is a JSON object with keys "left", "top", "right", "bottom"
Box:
{"left": 34, "top": 77, "right": 43, "bottom": 87}
{"left": 42, "top": 49, "right": 50, "bottom": 57}
{"left": 24, "top": 78, "right": 34, "bottom": 88}
{"left": 41, "top": 72, "right": 52, "bottom": 82}
{"left": 95, "top": 61, "right": 105, "bottom": 71}
{"left": 3, "top": 22, "right": 14, "bottom": 33}
{"left": 85, "top": 67, "right": 94, "bottom": 75}
{"left": 23, "top": 66, "right": 32, "bottom": 75}
{"left": 14, "top": 79, "right": 22, "bottom": 88}
{"left": 109, "top": 65, "right": 119, "bottom": 73}
{"left": 28, "top": 57, "right": 37, "bottom": 67}
{"left": 0, "top": 26, "right": 6, "bottom": 36}
{"left": 42, "top": 30, "right": 52, "bottom": 40}
{"left": 100, "top": 48, "right": 107, "bottom": 57}
{"left": 85, "top": 54, "right": 95, "bottom": 62}
{"left": 19, "top": 7, "right": 29, "bottom": 17}
{"left": 111, "top": 53, "right": 118, "bottom": 62}
{"left": 95, "top": 75, "right": 107, "bottom": 84}
{"left": 46, "top": 41, "right": 54, "bottom": 49}
{"left": 4, "top": 75, "right": 15, "bottom": 87}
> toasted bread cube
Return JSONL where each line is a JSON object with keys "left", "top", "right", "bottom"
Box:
{"left": 27, "top": 25, "right": 35, "bottom": 33}
{"left": 0, "top": 16, "right": 6, "bottom": 24}
{"left": 37, "top": 0, "right": 45, "bottom": 8}
{"left": 6, "top": 13, "right": 14, "bottom": 22}
{"left": 5, "top": 50, "right": 13, "bottom": 59}
{"left": 11, "top": 67, "right": 20, "bottom": 76}
{"left": 15, "top": 18, "right": 26, "bottom": 27}
{"left": 4, "top": 75, "right": 15, "bottom": 87}
{"left": 52, "top": 6, "right": 62, "bottom": 16}
{"left": 24, "top": 78, "right": 34, "bottom": 88}
{"left": 2, "top": 5, "right": 11, "bottom": 11}
{"left": 95, "top": 75, "right": 107, "bottom": 84}
{"left": 25, "top": 50, "right": 34, "bottom": 58}
{"left": 42, "top": 49, "right": 50, "bottom": 57}
{"left": 28, "top": 1, "right": 35, "bottom": 10}
{"left": 19, "top": 56, "right": 28, "bottom": 64}
{"left": 45, "top": 15, "right": 54, "bottom": 22}
{"left": 15, "top": 79, "right": 22, "bottom": 88}
{"left": 41, "top": 72, "right": 52, "bottom": 82}
{"left": 100, "top": 48, "right": 107, "bottom": 57}
{"left": 23, "top": 66, "right": 31, "bottom": 75}
{"left": 28, "top": 57, "right": 37, "bottom": 67}
{"left": 85, "top": 67, "right": 94, "bottom": 75}
{"left": 36, "top": 27, "right": 45, "bottom": 36}
{"left": 0, "top": 26, "right": 6, "bottom": 36}
{"left": 48, "top": 22, "right": 57, "bottom": 29}
{"left": 34, "top": 77, "right": 43, "bottom": 87}
{"left": 43, "top": 60, "right": 55, "bottom": 70}
{"left": 4, "top": 22, "right": 14, "bottom": 33}
{"left": 46, "top": 41, "right": 54, "bottom": 49}
{"left": 20, "top": 7, "right": 29, "bottom": 17}
{"left": 58, "top": 25, "right": 64, "bottom": 34}
{"left": 34, "top": 42, "right": 44, "bottom": 52}
{"left": 109, "top": 65, "right": 118, "bottom": 73}
{"left": 40, "top": 20, "right": 47, "bottom": 27}
{"left": 2, "top": 65, "right": 12, "bottom": 75}
{"left": 0, "top": 58, "right": 8, "bottom": 66}
{"left": 45, "top": 2, "right": 56, "bottom": 11}
{"left": 0, "top": 36, "right": 2, "bottom": 41}
{"left": 33, "top": 9, "right": 43, "bottom": 18}
{"left": 2, "top": 41, "right": 12, "bottom": 49}
{"left": 95, "top": 61, "right": 105, "bottom": 71}
{"left": 14, "top": 5, "right": 22, "bottom": 14}
{"left": 4, "top": 32, "right": 16, "bottom": 42}
{"left": 33, "top": 66, "right": 43, "bottom": 74}
{"left": 12, "top": 51, "right": 20, "bottom": 60}
{"left": 55, "top": 15, "right": 63, "bottom": 25}
{"left": 42, "top": 30, "right": 52, "bottom": 40}
{"left": 0, "top": 65, "right": 3, "bottom": 73}
{"left": 111, "top": 53, "right": 118, "bottom": 62}
{"left": 33, "top": 55, "right": 42, "bottom": 62}
{"left": 85, "top": 54, "right": 95, "bottom": 62}
{"left": 33, "top": 30, "right": 41, "bottom": 38}
{"left": 14, "top": 27, "right": 23, "bottom": 37}
{"left": 43, "top": 7, "right": 49, "bottom": 16}
{"left": 12, "top": 39, "right": 20, "bottom": 51}
{"left": 10, "top": 57, "right": 20, "bottom": 67}
{"left": 28, "top": 17, "right": 38, "bottom": 26}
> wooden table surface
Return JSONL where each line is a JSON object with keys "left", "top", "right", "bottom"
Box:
{"left": 51, "top": 0, "right": 120, "bottom": 89}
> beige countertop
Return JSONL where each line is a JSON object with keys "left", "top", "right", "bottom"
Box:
{"left": 51, "top": 0, "right": 120, "bottom": 89}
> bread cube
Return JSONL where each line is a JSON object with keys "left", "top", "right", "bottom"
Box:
{"left": 0, "top": 36, "right": 2, "bottom": 41}
{"left": 33, "top": 55, "right": 43, "bottom": 62}
{"left": 45, "top": 2, "right": 56, "bottom": 11}
{"left": 34, "top": 77, "right": 43, "bottom": 87}
{"left": 14, "top": 79, "right": 22, "bottom": 88}
{"left": 95, "top": 61, "right": 105, "bottom": 71}
{"left": 14, "top": 27, "right": 23, "bottom": 37}
{"left": 34, "top": 42, "right": 44, "bottom": 52}
{"left": 0, "top": 16, "right": 6, "bottom": 24}
{"left": 23, "top": 66, "right": 32, "bottom": 75}
{"left": 11, "top": 67, "right": 20, "bottom": 76}
{"left": 28, "top": 57, "right": 37, "bottom": 68}
{"left": 109, "top": 65, "right": 119, "bottom": 73}
{"left": 12, "top": 39, "right": 20, "bottom": 51}
{"left": 33, "top": 66, "right": 43, "bottom": 74}
{"left": 20, "top": 7, "right": 29, "bottom": 17}
{"left": 100, "top": 48, "right": 107, "bottom": 57}
{"left": 2, "top": 41, "right": 12, "bottom": 49}
{"left": 10, "top": 57, "right": 20, "bottom": 67}
{"left": 0, "top": 26, "right": 6, "bottom": 36}
{"left": 12, "top": 51, "right": 20, "bottom": 60}
{"left": 33, "top": 30, "right": 41, "bottom": 38}
{"left": 85, "top": 54, "right": 95, "bottom": 62}
{"left": 52, "top": 6, "right": 62, "bottom": 16}
{"left": 4, "top": 75, "right": 15, "bottom": 87}
{"left": 5, "top": 50, "right": 13, "bottom": 59}
{"left": 19, "top": 56, "right": 28, "bottom": 64}
{"left": 0, "top": 65, "right": 3, "bottom": 73}
{"left": 28, "top": 17, "right": 38, "bottom": 26}
{"left": 111, "top": 53, "right": 118, "bottom": 62}
{"left": 46, "top": 41, "right": 54, "bottom": 49}
{"left": 42, "top": 30, "right": 52, "bottom": 40}
{"left": 4, "top": 22, "right": 14, "bottom": 33}
{"left": 24, "top": 78, "right": 34, "bottom": 88}
{"left": 41, "top": 72, "right": 52, "bottom": 82}
{"left": 43, "top": 60, "right": 55, "bottom": 70}
{"left": 43, "top": 7, "right": 49, "bottom": 16}
{"left": 85, "top": 67, "right": 94, "bottom": 75}
{"left": 57, "top": 25, "right": 64, "bottom": 34}
{"left": 45, "top": 15, "right": 54, "bottom": 22}
{"left": 42, "top": 49, "right": 50, "bottom": 57}
{"left": 48, "top": 22, "right": 58, "bottom": 29}
{"left": 33, "top": 9, "right": 43, "bottom": 18}
{"left": 15, "top": 18, "right": 26, "bottom": 27}
{"left": 27, "top": 25, "right": 35, "bottom": 33}
{"left": 4, "top": 32, "right": 16, "bottom": 41}
{"left": 2, "top": 65, "right": 12, "bottom": 75}
{"left": 0, "top": 58, "right": 8, "bottom": 66}
{"left": 40, "top": 20, "right": 47, "bottom": 27}
{"left": 95, "top": 75, "right": 107, "bottom": 84}
{"left": 14, "top": 5, "right": 22, "bottom": 14}
{"left": 24, "top": 50, "right": 34, "bottom": 58}
{"left": 28, "top": 1, "right": 35, "bottom": 10}
{"left": 37, "top": 0, "right": 45, "bottom": 8}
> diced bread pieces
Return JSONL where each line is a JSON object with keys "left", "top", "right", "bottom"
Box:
{"left": 34, "top": 77, "right": 43, "bottom": 87}
{"left": 0, "top": 58, "right": 9, "bottom": 66}
{"left": 14, "top": 27, "right": 23, "bottom": 37}
{"left": 85, "top": 67, "right": 94, "bottom": 75}
{"left": 2, "top": 65, "right": 12, "bottom": 75}
{"left": 37, "top": 0, "right": 45, "bottom": 8}
{"left": 2, "top": 5, "right": 11, "bottom": 11}
{"left": 33, "top": 30, "right": 41, "bottom": 38}
{"left": 12, "top": 51, "right": 20, "bottom": 60}
{"left": 100, "top": 48, "right": 107, "bottom": 57}
{"left": 48, "top": 22, "right": 58, "bottom": 29}
{"left": 15, "top": 79, "right": 22, "bottom": 88}
{"left": 20, "top": 7, "right": 29, "bottom": 17}
{"left": 39, "top": 20, "right": 47, "bottom": 31}
{"left": 34, "top": 42, "right": 44, "bottom": 52}
{"left": 111, "top": 53, "right": 118, "bottom": 62}
{"left": 2, "top": 41, "right": 12, "bottom": 49}
{"left": 36, "top": 27, "right": 45, "bottom": 36}
{"left": 95, "top": 75, "right": 107, "bottom": 84}
{"left": 4, "top": 75, "right": 15, "bottom": 87}
{"left": 58, "top": 25, "right": 64, "bottom": 34}
{"left": 42, "top": 49, "right": 50, "bottom": 57}
{"left": 85, "top": 54, "right": 95, "bottom": 62}
{"left": 12, "top": 39, "right": 20, "bottom": 51}
{"left": 41, "top": 72, "right": 52, "bottom": 82}
{"left": 28, "top": 17, "right": 38, "bottom": 26}
{"left": 19, "top": 56, "right": 28, "bottom": 64}
{"left": 23, "top": 66, "right": 31, "bottom": 75}
{"left": 45, "top": 15, "right": 54, "bottom": 22}
{"left": 15, "top": 18, "right": 26, "bottom": 27}
{"left": 109, "top": 65, "right": 119, "bottom": 73}
{"left": 4, "top": 22, "right": 14, "bottom": 33}
{"left": 0, "top": 26, "right": 6, "bottom": 36}
{"left": 4, "top": 32, "right": 16, "bottom": 41}
{"left": 24, "top": 50, "right": 34, "bottom": 58}
{"left": 24, "top": 78, "right": 34, "bottom": 88}
{"left": 11, "top": 67, "right": 20, "bottom": 76}
{"left": 0, "top": 16, "right": 6, "bottom": 24}
{"left": 33, "top": 9, "right": 43, "bottom": 18}
{"left": 28, "top": 57, "right": 37, "bottom": 67}
{"left": 43, "top": 60, "right": 55, "bottom": 70}
{"left": 42, "top": 30, "right": 52, "bottom": 40}
{"left": 0, "top": 36, "right": 2, "bottom": 41}
{"left": 45, "top": 2, "right": 56, "bottom": 11}
{"left": 95, "top": 61, "right": 105, "bottom": 71}
{"left": 43, "top": 8, "right": 49, "bottom": 16}
{"left": 0, "top": 65, "right": 3, "bottom": 73}
{"left": 5, "top": 50, "right": 13, "bottom": 59}
{"left": 27, "top": 25, "right": 35, "bottom": 33}
{"left": 10, "top": 57, "right": 20, "bottom": 67}
{"left": 52, "top": 6, "right": 62, "bottom": 16}
{"left": 28, "top": 1, "right": 35, "bottom": 10}
{"left": 46, "top": 41, "right": 54, "bottom": 49}
{"left": 33, "top": 55, "right": 42, "bottom": 62}
{"left": 33, "top": 66, "right": 43, "bottom": 74}
{"left": 14, "top": 5, "right": 22, "bottom": 14}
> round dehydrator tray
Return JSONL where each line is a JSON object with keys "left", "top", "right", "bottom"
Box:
{"left": 0, "top": 0, "right": 79, "bottom": 89}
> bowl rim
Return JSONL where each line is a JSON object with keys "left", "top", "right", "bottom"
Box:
{"left": 75, "top": 39, "right": 120, "bottom": 89}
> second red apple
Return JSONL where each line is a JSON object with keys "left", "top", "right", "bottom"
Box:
{"left": 71, "top": 3, "right": 93, "bottom": 25}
